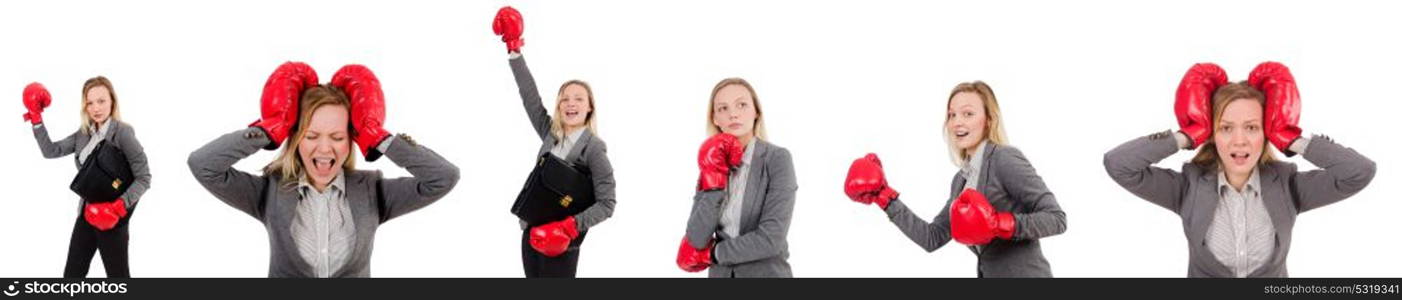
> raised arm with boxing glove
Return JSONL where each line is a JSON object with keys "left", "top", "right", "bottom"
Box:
{"left": 676, "top": 133, "right": 743, "bottom": 272}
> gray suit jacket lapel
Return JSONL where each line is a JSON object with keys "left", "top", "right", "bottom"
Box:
{"left": 103, "top": 123, "right": 118, "bottom": 140}
{"left": 564, "top": 131, "right": 593, "bottom": 163}
{"left": 1187, "top": 170, "right": 1230, "bottom": 275}
{"left": 74, "top": 132, "right": 90, "bottom": 166}
{"left": 269, "top": 181, "right": 313, "bottom": 275}
{"left": 974, "top": 144, "right": 999, "bottom": 254}
{"left": 739, "top": 140, "right": 770, "bottom": 230}
{"left": 977, "top": 144, "right": 997, "bottom": 191}
{"left": 337, "top": 171, "right": 376, "bottom": 277}
{"left": 1250, "top": 165, "right": 1290, "bottom": 277}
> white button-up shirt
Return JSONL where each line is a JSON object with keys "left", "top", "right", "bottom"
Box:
{"left": 719, "top": 139, "right": 757, "bottom": 239}
{"left": 291, "top": 172, "right": 355, "bottom": 278}
{"left": 1207, "top": 170, "right": 1275, "bottom": 277}
{"left": 77, "top": 120, "right": 111, "bottom": 164}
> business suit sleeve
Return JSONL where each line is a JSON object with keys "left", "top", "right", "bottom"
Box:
{"left": 573, "top": 140, "right": 616, "bottom": 230}
{"left": 509, "top": 56, "right": 552, "bottom": 141}
{"left": 375, "top": 135, "right": 461, "bottom": 223}
{"left": 714, "top": 148, "right": 796, "bottom": 265}
{"left": 684, "top": 190, "right": 725, "bottom": 248}
{"left": 883, "top": 197, "right": 956, "bottom": 252}
{"left": 187, "top": 127, "right": 272, "bottom": 220}
{"left": 994, "top": 147, "right": 1066, "bottom": 240}
{"left": 32, "top": 125, "right": 78, "bottom": 159}
{"left": 1290, "top": 136, "right": 1377, "bottom": 213}
{"left": 115, "top": 124, "right": 151, "bottom": 208}
{"left": 1103, "top": 131, "right": 1188, "bottom": 212}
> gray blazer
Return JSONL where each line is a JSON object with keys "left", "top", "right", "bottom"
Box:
{"left": 684, "top": 139, "right": 797, "bottom": 278}
{"left": 883, "top": 143, "right": 1066, "bottom": 277}
{"left": 1103, "top": 131, "right": 1376, "bottom": 277}
{"left": 33, "top": 120, "right": 152, "bottom": 211}
{"left": 509, "top": 56, "right": 617, "bottom": 231}
{"left": 188, "top": 128, "right": 460, "bottom": 277}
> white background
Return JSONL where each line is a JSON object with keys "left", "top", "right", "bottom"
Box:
{"left": 1, "top": 0, "right": 1397, "bottom": 277}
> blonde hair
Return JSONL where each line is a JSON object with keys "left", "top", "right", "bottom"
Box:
{"left": 263, "top": 84, "right": 357, "bottom": 186}
{"left": 549, "top": 80, "right": 598, "bottom": 141}
{"left": 705, "top": 78, "right": 767, "bottom": 140}
{"left": 943, "top": 81, "right": 1009, "bottom": 167}
{"left": 79, "top": 76, "right": 121, "bottom": 134}
{"left": 1190, "top": 82, "right": 1277, "bottom": 170}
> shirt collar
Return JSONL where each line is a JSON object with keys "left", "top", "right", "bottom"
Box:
{"left": 1217, "top": 168, "right": 1262, "bottom": 197}
{"left": 960, "top": 140, "right": 990, "bottom": 179}
{"left": 89, "top": 120, "right": 111, "bottom": 137}
{"left": 564, "top": 128, "right": 586, "bottom": 144}
{"left": 298, "top": 171, "right": 346, "bottom": 197}
{"left": 740, "top": 138, "right": 758, "bottom": 167}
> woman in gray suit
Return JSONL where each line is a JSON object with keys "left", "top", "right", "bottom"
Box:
{"left": 842, "top": 81, "right": 1067, "bottom": 277}
{"left": 499, "top": 8, "right": 617, "bottom": 277}
{"left": 24, "top": 77, "right": 151, "bottom": 278}
{"left": 187, "top": 63, "right": 459, "bottom": 277}
{"left": 676, "top": 78, "right": 798, "bottom": 278}
{"left": 1104, "top": 62, "right": 1375, "bottom": 277}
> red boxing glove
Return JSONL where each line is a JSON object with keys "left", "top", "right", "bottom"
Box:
{"left": 83, "top": 199, "right": 128, "bottom": 231}
{"left": 492, "top": 6, "right": 525, "bottom": 53}
{"left": 250, "top": 62, "right": 319, "bottom": 150}
{"left": 330, "top": 64, "right": 392, "bottom": 162}
{"left": 949, "top": 188, "right": 1014, "bottom": 245}
{"left": 844, "top": 153, "right": 898, "bottom": 210}
{"left": 675, "top": 237, "right": 714, "bottom": 272}
{"left": 1247, "top": 61, "right": 1303, "bottom": 155}
{"left": 696, "top": 133, "right": 744, "bottom": 191}
{"left": 528, "top": 216, "right": 579, "bottom": 257}
{"left": 1175, "top": 63, "right": 1228, "bottom": 149}
{"left": 21, "top": 82, "right": 51, "bottom": 125}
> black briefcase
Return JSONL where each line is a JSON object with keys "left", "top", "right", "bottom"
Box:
{"left": 69, "top": 139, "right": 134, "bottom": 203}
{"left": 511, "top": 153, "right": 595, "bottom": 227}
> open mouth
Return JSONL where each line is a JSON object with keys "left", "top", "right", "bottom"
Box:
{"left": 564, "top": 111, "right": 579, "bottom": 118}
{"left": 1228, "top": 151, "right": 1251, "bottom": 165}
{"left": 312, "top": 156, "right": 337, "bottom": 173}
{"left": 953, "top": 128, "right": 970, "bottom": 139}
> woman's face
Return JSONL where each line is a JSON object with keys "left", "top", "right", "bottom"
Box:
{"left": 946, "top": 91, "right": 987, "bottom": 151}
{"left": 298, "top": 105, "right": 352, "bottom": 189}
{"left": 1213, "top": 99, "right": 1265, "bottom": 179}
{"left": 85, "top": 86, "right": 113, "bottom": 125}
{"left": 558, "top": 84, "right": 592, "bottom": 130}
{"left": 711, "top": 84, "right": 757, "bottom": 141}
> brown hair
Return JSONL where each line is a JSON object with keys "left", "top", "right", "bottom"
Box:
{"left": 550, "top": 80, "right": 598, "bottom": 141}
{"left": 79, "top": 76, "right": 120, "bottom": 134}
{"left": 705, "top": 78, "right": 767, "bottom": 140}
{"left": 1190, "top": 82, "right": 1277, "bottom": 169}
{"left": 944, "top": 81, "right": 1009, "bottom": 166}
{"left": 263, "top": 84, "right": 356, "bottom": 186}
